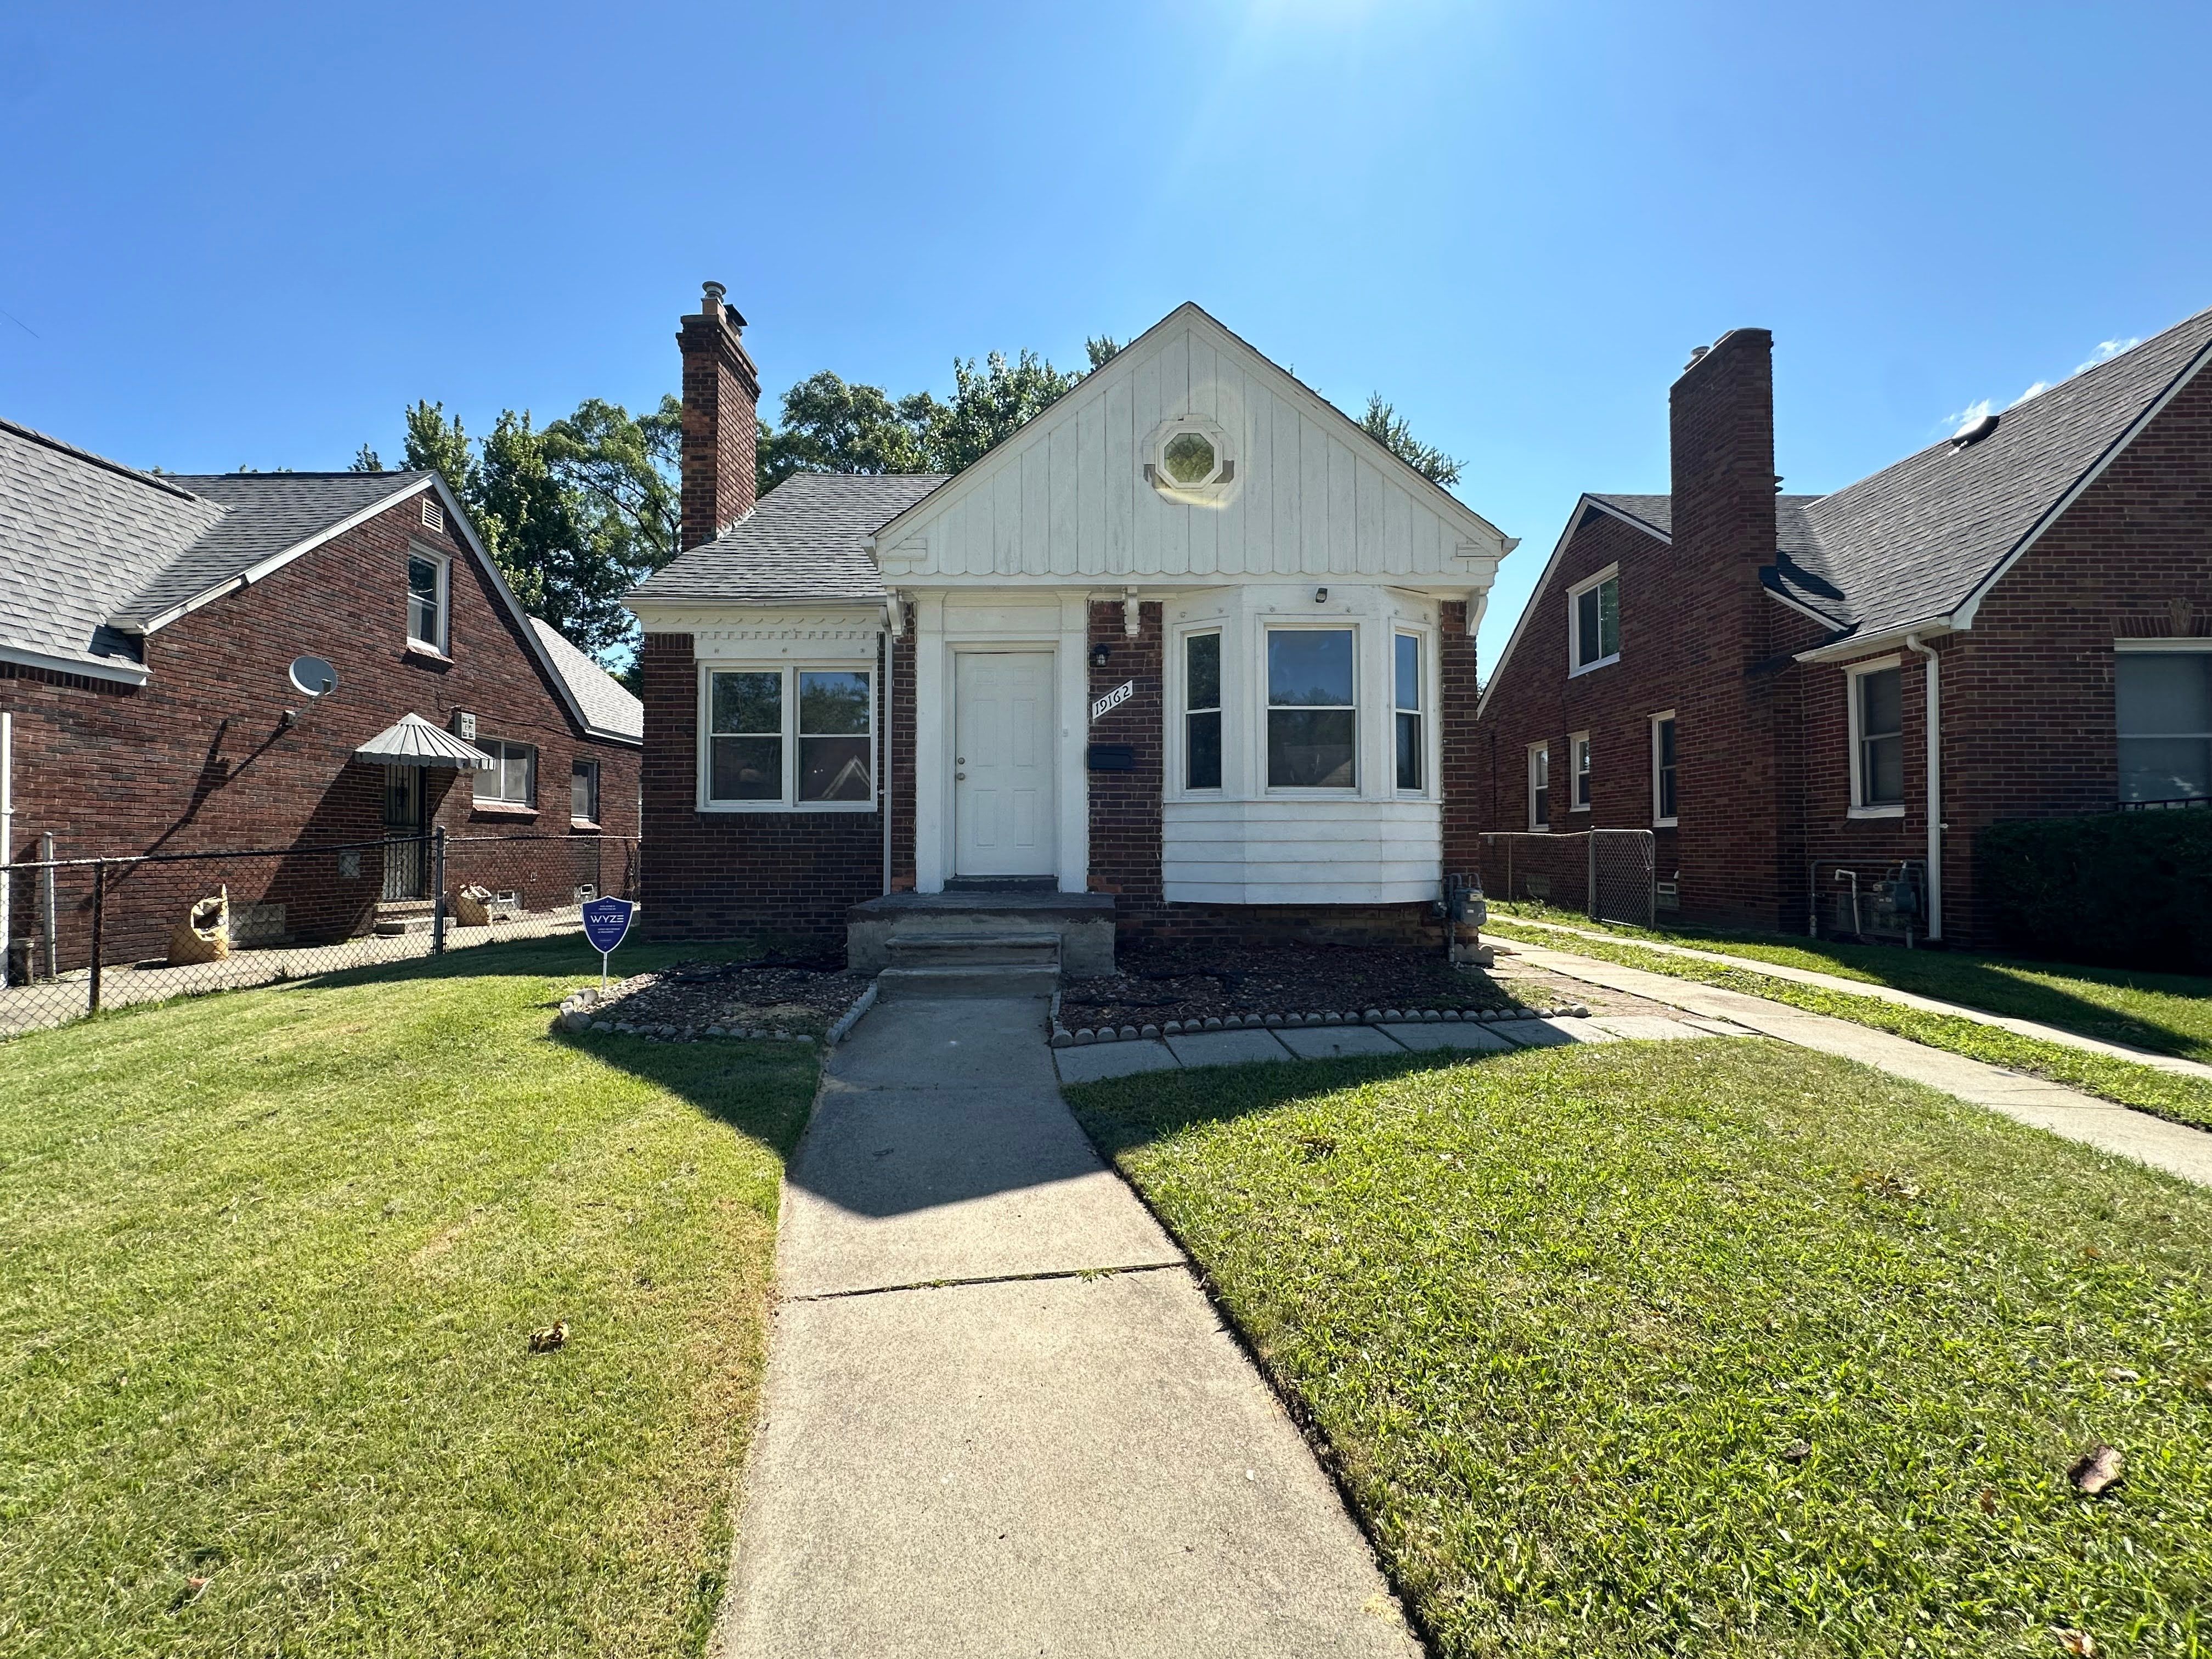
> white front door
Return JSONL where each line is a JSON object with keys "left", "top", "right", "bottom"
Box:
{"left": 953, "top": 651, "right": 1057, "bottom": 877}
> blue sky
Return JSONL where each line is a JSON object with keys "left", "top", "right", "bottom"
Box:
{"left": 4, "top": 1, "right": 2208, "bottom": 665}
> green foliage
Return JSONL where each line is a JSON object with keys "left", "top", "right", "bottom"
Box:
{"left": 1979, "top": 811, "right": 2212, "bottom": 973}
{"left": 1070, "top": 1043, "right": 2212, "bottom": 1657}
{"left": 348, "top": 443, "right": 382, "bottom": 472}
{"left": 757, "top": 370, "right": 936, "bottom": 495}
{"left": 0, "top": 937, "right": 814, "bottom": 1657}
{"left": 1359, "top": 392, "right": 1462, "bottom": 487}
{"left": 402, "top": 398, "right": 472, "bottom": 496}
{"left": 1085, "top": 335, "right": 1122, "bottom": 369}
{"left": 920, "top": 348, "right": 1086, "bottom": 474}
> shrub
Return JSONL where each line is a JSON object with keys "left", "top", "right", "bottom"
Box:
{"left": 1978, "top": 810, "right": 2212, "bottom": 972}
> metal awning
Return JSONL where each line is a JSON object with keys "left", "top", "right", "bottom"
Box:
{"left": 353, "top": 712, "right": 494, "bottom": 770}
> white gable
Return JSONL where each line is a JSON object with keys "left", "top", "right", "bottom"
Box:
{"left": 872, "top": 303, "right": 1509, "bottom": 592}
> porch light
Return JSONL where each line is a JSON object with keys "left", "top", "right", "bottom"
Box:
{"left": 1091, "top": 644, "right": 1111, "bottom": 668}
{"left": 1314, "top": 586, "right": 1329, "bottom": 604}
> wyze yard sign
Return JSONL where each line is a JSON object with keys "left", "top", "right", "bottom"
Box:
{"left": 1091, "top": 680, "right": 1134, "bottom": 723}
{"left": 581, "top": 896, "right": 637, "bottom": 988}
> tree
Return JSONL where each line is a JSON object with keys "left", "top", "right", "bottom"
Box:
{"left": 1358, "top": 393, "right": 1462, "bottom": 488}
{"left": 757, "top": 371, "right": 935, "bottom": 495}
{"left": 349, "top": 443, "right": 383, "bottom": 472}
{"left": 541, "top": 396, "right": 684, "bottom": 584}
{"left": 402, "top": 400, "right": 472, "bottom": 497}
{"left": 916, "top": 349, "right": 1086, "bottom": 475}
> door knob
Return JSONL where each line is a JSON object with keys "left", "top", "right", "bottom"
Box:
{"left": 957, "top": 756, "right": 966, "bottom": 763}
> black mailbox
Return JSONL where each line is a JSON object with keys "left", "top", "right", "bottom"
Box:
{"left": 1087, "top": 743, "right": 1135, "bottom": 772}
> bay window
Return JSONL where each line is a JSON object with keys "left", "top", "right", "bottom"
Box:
{"left": 1394, "top": 633, "right": 1423, "bottom": 792}
{"left": 1266, "top": 628, "right": 1355, "bottom": 789}
{"left": 704, "top": 665, "right": 876, "bottom": 809}
{"left": 1185, "top": 631, "right": 1222, "bottom": 790}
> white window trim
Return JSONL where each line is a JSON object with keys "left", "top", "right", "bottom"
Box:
{"left": 571, "top": 758, "right": 601, "bottom": 827}
{"left": 2114, "top": 642, "right": 2212, "bottom": 805}
{"left": 2114, "top": 637, "right": 2212, "bottom": 653}
{"left": 1261, "top": 621, "right": 1360, "bottom": 797}
{"left": 1649, "top": 710, "right": 1678, "bottom": 828}
{"left": 1178, "top": 625, "right": 1226, "bottom": 794}
{"left": 1392, "top": 627, "right": 1435, "bottom": 799}
{"left": 697, "top": 662, "right": 879, "bottom": 814}
{"left": 407, "top": 545, "right": 450, "bottom": 654}
{"left": 1566, "top": 564, "right": 1621, "bottom": 676}
{"left": 473, "top": 737, "right": 538, "bottom": 810}
{"left": 1847, "top": 653, "right": 1907, "bottom": 819}
{"left": 1568, "top": 730, "right": 1592, "bottom": 811}
{"left": 1528, "top": 741, "right": 1551, "bottom": 831}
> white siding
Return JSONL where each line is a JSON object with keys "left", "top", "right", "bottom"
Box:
{"left": 1161, "top": 799, "right": 1442, "bottom": 905}
{"left": 876, "top": 306, "right": 1504, "bottom": 590}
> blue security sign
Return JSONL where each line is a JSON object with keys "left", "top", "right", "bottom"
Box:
{"left": 582, "top": 897, "right": 636, "bottom": 953}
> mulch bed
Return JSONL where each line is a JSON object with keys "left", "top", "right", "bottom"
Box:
{"left": 577, "top": 957, "right": 871, "bottom": 1040}
{"left": 1056, "top": 942, "right": 1513, "bottom": 1030}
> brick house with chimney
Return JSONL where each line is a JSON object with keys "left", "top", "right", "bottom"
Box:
{"left": 625, "top": 287, "right": 1514, "bottom": 978}
{"left": 1472, "top": 304, "right": 2212, "bottom": 946}
{"left": 1, "top": 417, "right": 641, "bottom": 973}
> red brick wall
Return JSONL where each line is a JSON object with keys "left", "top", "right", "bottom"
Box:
{"left": 1438, "top": 598, "right": 1483, "bottom": 884}
{"left": 2, "top": 489, "right": 639, "bottom": 969}
{"left": 1085, "top": 600, "right": 1164, "bottom": 916}
{"left": 635, "top": 630, "right": 892, "bottom": 948}
{"left": 678, "top": 304, "right": 759, "bottom": 551}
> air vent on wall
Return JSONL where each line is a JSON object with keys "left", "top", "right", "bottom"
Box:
{"left": 421, "top": 497, "right": 445, "bottom": 532}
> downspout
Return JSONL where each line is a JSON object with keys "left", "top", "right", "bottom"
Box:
{"left": 883, "top": 594, "right": 903, "bottom": 896}
{"left": 1905, "top": 633, "right": 1942, "bottom": 941}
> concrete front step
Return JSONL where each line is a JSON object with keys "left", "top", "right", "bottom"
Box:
{"left": 875, "top": 964, "right": 1062, "bottom": 1001}
{"left": 885, "top": 930, "right": 1062, "bottom": 970}
{"left": 372, "top": 900, "right": 437, "bottom": 938}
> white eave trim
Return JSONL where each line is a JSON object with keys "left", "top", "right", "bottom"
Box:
{"left": 1952, "top": 325, "right": 2212, "bottom": 629}
{"left": 0, "top": 640, "right": 150, "bottom": 685}
{"left": 1793, "top": 617, "right": 1955, "bottom": 664}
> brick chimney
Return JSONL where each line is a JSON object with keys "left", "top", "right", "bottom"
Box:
{"left": 1667, "top": 328, "right": 1790, "bottom": 929}
{"left": 678, "top": 281, "right": 760, "bottom": 551}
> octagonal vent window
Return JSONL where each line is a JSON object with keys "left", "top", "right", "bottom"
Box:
{"left": 1146, "top": 415, "right": 1237, "bottom": 505}
{"left": 1163, "top": 430, "right": 1217, "bottom": 485}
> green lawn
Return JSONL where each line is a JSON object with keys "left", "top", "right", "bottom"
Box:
{"left": 0, "top": 938, "right": 815, "bottom": 1659}
{"left": 1491, "top": 902, "right": 2212, "bottom": 1065}
{"left": 1483, "top": 916, "right": 2212, "bottom": 1133}
{"left": 1068, "top": 1043, "right": 2212, "bottom": 1658}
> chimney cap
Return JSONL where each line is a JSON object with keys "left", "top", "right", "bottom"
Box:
{"left": 1685, "top": 343, "right": 1711, "bottom": 369}
{"left": 697, "top": 280, "right": 746, "bottom": 330}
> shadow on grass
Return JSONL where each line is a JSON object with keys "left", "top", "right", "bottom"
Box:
{"left": 1067, "top": 1045, "right": 1525, "bottom": 1160}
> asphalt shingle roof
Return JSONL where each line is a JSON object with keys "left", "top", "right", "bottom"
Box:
{"left": 628, "top": 472, "right": 947, "bottom": 606}
{"left": 119, "top": 471, "right": 430, "bottom": 625}
{"left": 530, "top": 617, "right": 643, "bottom": 742}
{"left": 1583, "top": 304, "right": 2212, "bottom": 646}
{"left": 1, "top": 416, "right": 431, "bottom": 674}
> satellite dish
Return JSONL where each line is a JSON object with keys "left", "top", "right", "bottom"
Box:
{"left": 289, "top": 655, "right": 338, "bottom": 697}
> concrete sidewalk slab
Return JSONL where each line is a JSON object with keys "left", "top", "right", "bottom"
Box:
{"left": 1376, "top": 1021, "right": 1514, "bottom": 1052}
{"left": 780, "top": 1080, "right": 1179, "bottom": 1299}
{"left": 1167, "top": 1028, "right": 1294, "bottom": 1067}
{"left": 1491, "top": 1018, "right": 1584, "bottom": 1047}
{"left": 1502, "top": 938, "right": 2212, "bottom": 1188}
{"left": 1591, "top": 1015, "right": 1719, "bottom": 1041}
{"left": 721, "top": 1270, "right": 1418, "bottom": 1658}
{"left": 1054, "top": 1039, "right": 1180, "bottom": 1082}
{"left": 826, "top": 995, "right": 1058, "bottom": 1090}
{"left": 1277, "top": 1025, "right": 1407, "bottom": 1060}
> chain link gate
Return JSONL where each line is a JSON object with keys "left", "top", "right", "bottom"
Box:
{"left": 1479, "top": 830, "right": 1656, "bottom": 926}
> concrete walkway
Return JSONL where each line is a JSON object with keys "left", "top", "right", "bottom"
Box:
{"left": 1504, "top": 916, "right": 2212, "bottom": 1080}
{"left": 1498, "top": 936, "right": 2212, "bottom": 1187}
{"left": 714, "top": 994, "right": 1420, "bottom": 1657}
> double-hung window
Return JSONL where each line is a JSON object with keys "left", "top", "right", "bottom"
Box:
{"left": 704, "top": 666, "right": 876, "bottom": 808}
{"left": 2117, "top": 647, "right": 2212, "bottom": 804}
{"left": 1266, "top": 628, "right": 1355, "bottom": 789}
{"left": 571, "top": 759, "right": 600, "bottom": 825}
{"left": 1529, "top": 743, "right": 1551, "bottom": 830}
{"left": 1570, "top": 732, "right": 1592, "bottom": 810}
{"left": 1184, "top": 631, "right": 1222, "bottom": 790}
{"left": 1650, "top": 712, "right": 1678, "bottom": 826}
{"left": 1568, "top": 567, "right": 1620, "bottom": 674}
{"left": 1394, "top": 634, "right": 1423, "bottom": 792}
{"left": 407, "top": 549, "right": 449, "bottom": 653}
{"left": 1850, "top": 662, "right": 1904, "bottom": 812}
{"left": 475, "top": 739, "right": 535, "bottom": 807}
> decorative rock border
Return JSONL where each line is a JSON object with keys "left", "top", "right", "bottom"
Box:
{"left": 1048, "top": 1001, "right": 1592, "bottom": 1048}
{"left": 550, "top": 980, "right": 822, "bottom": 1047}
{"left": 824, "top": 983, "right": 878, "bottom": 1047}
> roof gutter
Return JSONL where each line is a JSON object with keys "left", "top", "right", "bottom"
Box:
{"left": 1792, "top": 615, "right": 1957, "bottom": 665}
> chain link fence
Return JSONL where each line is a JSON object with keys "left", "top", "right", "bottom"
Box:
{"left": 1480, "top": 830, "right": 1656, "bottom": 927}
{"left": 1, "top": 831, "right": 638, "bottom": 1039}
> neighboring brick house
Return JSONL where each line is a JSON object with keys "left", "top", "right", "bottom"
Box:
{"left": 1473, "top": 305, "right": 2212, "bottom": 946}
{"left": 625, "top": 286, "right": 1515, "bottom": 962}
{"left": 0, "top": 417, "right": 642, "bottom": 971}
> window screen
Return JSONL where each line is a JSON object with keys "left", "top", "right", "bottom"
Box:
{"left": 2118, "top": 653, "right": 2212, "bottom": 804}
